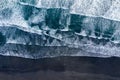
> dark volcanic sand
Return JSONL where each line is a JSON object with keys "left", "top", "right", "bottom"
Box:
{"left": 0, "top": 56, "right": 120, "bottom": 80}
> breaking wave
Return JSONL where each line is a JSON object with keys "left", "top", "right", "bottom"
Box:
{"left": 0, "top": 0, "right": 120, "bottom": 58}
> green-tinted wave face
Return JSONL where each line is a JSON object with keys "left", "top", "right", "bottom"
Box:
{"left": 69, "top": 15, "right": 86, "bottom": 33}
{"left": 46, "top": 8, "right": 69, "bottom": 29}
{"left": 22, "top": 5, "right": 34, "bottom": 20}
{"left": 0, "top": 32, "right": 6, "bottom": 45}
{"left": 102, "top": 26, "right": 115, "bottom": 39}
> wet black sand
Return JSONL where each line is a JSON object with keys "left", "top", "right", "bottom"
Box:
{"left": 0, "top": 56, "right": 120, "bottom": 80}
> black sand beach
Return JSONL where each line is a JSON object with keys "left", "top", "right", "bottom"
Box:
{"left": 0, "top": 56, "right": 120, "bottom": 80}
